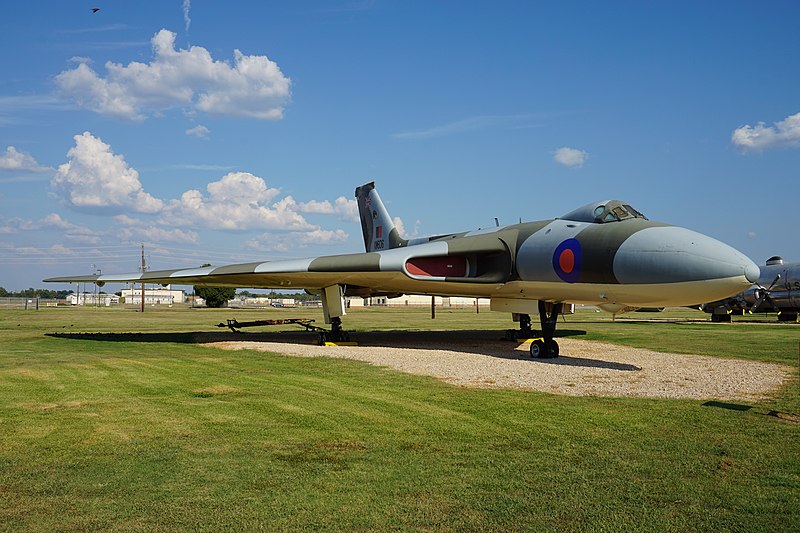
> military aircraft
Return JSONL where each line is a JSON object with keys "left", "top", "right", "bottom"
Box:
{"left": 699, "top": 256, "right": 799, "bottom": 322}
{"left": 45, "top": 181, "right": 759, "bottom": 357}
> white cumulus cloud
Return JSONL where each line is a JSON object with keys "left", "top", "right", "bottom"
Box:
{"left": 298, "top": 196, "right": 359, "bottom": 222}
{"left": 0, "top": 213, "right": 101, "bottom": 244}
{"left": 163, "top": 172, "right": 314, "bottom": 231}
{"left": 392, "top": 216, "right": 421, "bottom": 239}
{"left": 48, "top": 133, "right": 358, "bottom": 246}
{"left": 55, "top": 29, "right": 291, "bottom": 121}
{"left": 245, "top": 228, "right": 349, "bottom": 252}
{"left": 553, "top": 146, "right": 588, "bottom": 168}
{"left": 0, "top": 146, "right": 51, "bottom": 172}
{"left": 731, "top": 112, "right": 800, "bottom": 152}
{"left": 113, "top": 214, "right": 198, "bottom": 244}
{"left": 185, "top": 124, "right": 210, "bottom": 139}
{"left": 296, "top": 229, "right": 349, "bottom": 245}
{"left": 0, "top": 217, "right": 36, "bottom": 233}
{"left": 39, "top": 213, "right": 102, "bottom": 243}
{"left": 118, "top": 225, "right": 199, "bottom": 244}
{"left": 52, "top": 132, "right": 164, "bottom": 214}
{"left": 113, "top": 214, "right": 139, "bottom": 226}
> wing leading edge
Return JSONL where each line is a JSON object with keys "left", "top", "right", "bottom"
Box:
{"left": 44, "top": 254, "right": 382, "bottom": 289}
{"left": 44, "top": 236, "right": 493, "bottom": 286}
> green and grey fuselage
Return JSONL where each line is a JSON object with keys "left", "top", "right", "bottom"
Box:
{"left": 45, "top": 181, "right": 758, "bottom": 314}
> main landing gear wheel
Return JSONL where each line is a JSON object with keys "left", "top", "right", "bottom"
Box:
{"left": 317, "top": 317, "right": 351, "bottom": 344}
{"left": 318, "top": 331, "right": 351, "bottom": 344}
{"left": 529, "top": 338, "right": 559, "bottom": 358}
{"left": 530, "top": 339, "right": 544, "bottom": 357}
{"left": 506, "top": 313, "right": 535, "bottom": 341}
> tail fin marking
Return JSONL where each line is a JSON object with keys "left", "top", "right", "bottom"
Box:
{"left": 354, "top": 181, "right": 408, "bottom": 252}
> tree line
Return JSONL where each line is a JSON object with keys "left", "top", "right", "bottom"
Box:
{"left": 236, "top": 290, "right": 317, "bottom": 301}
{"left": 0, "top": 287, "right": 74, "bottom": 299}
{"left": 195, "top": 288, "right": 317, "bottom": 308}
{"left": 0, "top": 285, "right": 313, "bottom": 307}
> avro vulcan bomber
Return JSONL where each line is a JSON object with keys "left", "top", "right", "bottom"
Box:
{"left": 46, "top": 182, "right": 759, "bottom": 357}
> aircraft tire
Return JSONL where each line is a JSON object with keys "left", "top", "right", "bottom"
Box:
{"left": 544, "top": 339, "right": 559, "bottom": 358}
{"left": 530, "top": 339, "right": 545, "bottom": 358}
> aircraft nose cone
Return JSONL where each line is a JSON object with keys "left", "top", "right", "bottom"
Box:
{"left": 745, "top": 260, "right": 760, "bottom": 284}
{"left": 614, "top": 226, "right": 759, "bottom": 303}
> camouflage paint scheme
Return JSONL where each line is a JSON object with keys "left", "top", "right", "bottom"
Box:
{"left": 46, "top": 181, "right": 759, "bottom": 315}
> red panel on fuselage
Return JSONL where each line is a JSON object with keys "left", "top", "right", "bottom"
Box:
{"left": 406, "top": 256, "right": 468, "bottom": 278}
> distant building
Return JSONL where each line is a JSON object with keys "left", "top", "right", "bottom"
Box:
{"left": 68, "top": 292, "right": 120, "bottom": 306}
{"left": 121, "top": 284, "right": 185, "bottom": 305}
{"left": 347, "top": 295, "right": 490, "bottom": 307}
{"left": 228, "top": 297, "right": 297, "bottom": 308}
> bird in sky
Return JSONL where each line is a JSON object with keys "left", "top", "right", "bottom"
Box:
{"left": 91, "top": 8, "right": 100, "bottom": 13}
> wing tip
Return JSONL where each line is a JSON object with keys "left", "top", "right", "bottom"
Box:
{"left": 43, "top": 276, "right": 99, "bottom": 283}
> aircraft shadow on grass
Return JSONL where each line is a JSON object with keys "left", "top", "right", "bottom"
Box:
{"left": 44, "top": 328, "right": 641, "bottom": 372}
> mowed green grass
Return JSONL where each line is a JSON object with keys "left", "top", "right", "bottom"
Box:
{"left": 0, "top": 306, "right": 798, "bottom": 531}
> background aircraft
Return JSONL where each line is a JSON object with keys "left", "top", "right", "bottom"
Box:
{"left": 45, "top": 182, "right": 759, "bottom": 357}
{"left": 699, "top": 256, "right": 799, "bottom": 322}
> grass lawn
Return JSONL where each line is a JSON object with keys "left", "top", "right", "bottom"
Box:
{"left": 0, "top": 306, "right": 798, "bottom": 530}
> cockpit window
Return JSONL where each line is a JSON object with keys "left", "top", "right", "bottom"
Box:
{"left": 594, "top": 201, "right": 647, "bottom": 223}
{"left": 595, "top": 202, "right": 646, "bottom": 223}
{"left": 559, "top": 200, "right": 648, "bottom": 224}
{"left": 612, "top": 206, "right": 629, "bottom": 218}
{"left": 624, "top": 204, "right": 645, "bottom": 219}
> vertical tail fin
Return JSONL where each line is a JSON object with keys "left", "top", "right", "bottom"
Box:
{"left": 355, "top": 181, "right": 407, "bottom": 252}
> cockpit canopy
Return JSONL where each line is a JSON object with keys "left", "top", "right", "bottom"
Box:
{"left": 559, "top": 200, "right": 647, "bottom": 224}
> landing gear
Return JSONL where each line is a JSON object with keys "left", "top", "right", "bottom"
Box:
{"left": 317, "top": 316, "right": 351, "bottom": 344}
{"left": 503, "top": 302, "right": 563, "bottom": 358}
{"left": 505, "top": 313, "right": 535, "bottom": 340}
{"left": 317, "top": 285, "right": 352, "bottom": 344}
{"left": 530, "top": 338, "right": 559, "bottom": 358}
{"left": 530, "top": 301, "right": 562, "bottom": 359}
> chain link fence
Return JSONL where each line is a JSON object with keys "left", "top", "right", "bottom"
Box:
{"left": 0, "top": 298, "right": 62, "bottom": 309}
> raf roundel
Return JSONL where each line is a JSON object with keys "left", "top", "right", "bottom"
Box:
{"left": 552, "top": 238, "right": 582, "bottom": 283}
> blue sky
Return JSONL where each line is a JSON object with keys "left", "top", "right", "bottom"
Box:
{"left": 1, "top": 1, "right": 798, "bottom": 291}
